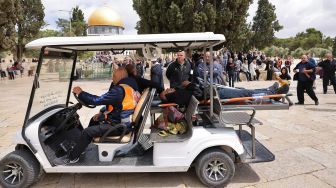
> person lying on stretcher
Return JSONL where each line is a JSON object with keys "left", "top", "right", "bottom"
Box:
{"left": 159, "top": 79, "right": 289, "bottom": 106}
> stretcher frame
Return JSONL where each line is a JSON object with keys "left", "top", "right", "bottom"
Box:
{"left": 198, "top": 93, "right": 293, "bottom": 111}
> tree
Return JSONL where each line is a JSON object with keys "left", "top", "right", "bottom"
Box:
{"left": 71, "top": 6, "right": 86, "bottom": 36}
{"left": 57, "top": 6, "right": 86, "bottom": 36}
{"left": 56, "top": 18, "right": 71, "bottom": 36}
{"left": 251, "top": 0, "right": 283, "bottom": 49}
{"left": 0, "top": 0, "right": 19, "bottom": 52}
{"left": 274, "top": 28, "right": 333, "bottom": 53}
{"left": 16, "top": 0, "right": 45, "bottom": 61}
{"left": 291, "top": 47, "right": 306, "bottom": 58}
{"left": 263, "top": 46, "right": 289, "bottom": 58}
{"left": 133, "top": 0, "right": 253, "bottom": 50}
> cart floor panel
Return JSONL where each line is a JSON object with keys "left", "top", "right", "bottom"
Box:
{"left": 238, "top": 130, "right": 275, "bottom": 163}
{"left": 66, "top": 144, "right": 154, "bottom": 166}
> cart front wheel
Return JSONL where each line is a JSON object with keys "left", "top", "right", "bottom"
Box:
{"left": 195, "top": 148, "right": 235, "bottom": 187}
{"left": 0, "top": 150, "right": 39, "bottom": 188}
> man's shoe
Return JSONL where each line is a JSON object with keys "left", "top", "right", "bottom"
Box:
{"left": 323, "top": 92, "right": 327, "bottom": 94}
{"left": 295, "top": 102, "right": 304, "bottom": 105}
{"left": 53, "top": 155, "right": 79, "bottom": 166}
{"left": 315, "top": 100, "right": 319, "bottom": 105}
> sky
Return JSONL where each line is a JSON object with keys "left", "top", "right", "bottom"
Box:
{"left": 41, "top": 0, "right": 336, "bottom": 38}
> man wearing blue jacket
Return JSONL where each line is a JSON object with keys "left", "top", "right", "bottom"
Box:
{"left": 197, "top": 51, "right": 225, "bottom": 85}
{"left": 54, "top": 68, "right": 139, "bottom": 165}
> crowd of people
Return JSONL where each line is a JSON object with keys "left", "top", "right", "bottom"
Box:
{"left": 50, "top": 48, "right": 336, "bottom": 165}
{"left": 81, "top": 48, "right": 336, "bottom": 107}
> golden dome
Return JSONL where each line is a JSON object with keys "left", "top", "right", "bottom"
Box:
{"left": 88, "top": 7, "right": 124, "bottom": 28}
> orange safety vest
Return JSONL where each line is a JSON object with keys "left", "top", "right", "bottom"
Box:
{"left": 106, "top": 84, "right": 139, "bottom": 113}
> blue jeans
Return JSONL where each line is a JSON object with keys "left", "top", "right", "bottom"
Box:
{"left": 218, "top": 86, "right": 273, "bottom": 99}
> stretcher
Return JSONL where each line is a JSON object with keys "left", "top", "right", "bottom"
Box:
{"left": 219, "top": 93, "right": 293, "bottom": 110}
{"left": 198, "top": 93, "right": 293, "bottom": 112}
{"left": 196, "top": 77, "right": 293, "bottom": 110}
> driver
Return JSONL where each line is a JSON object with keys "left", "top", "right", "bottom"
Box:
{"left": 54, "top": 68, "right": 140, "bottom": 165}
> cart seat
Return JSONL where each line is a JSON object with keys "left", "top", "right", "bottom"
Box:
{"left": 93, "top": 88, "right": 151, "bottom": 143}
{"left": 93, "top": 132, "right": 132, "bottom": 143}
{"left": 150, "top": 95, "right": 199, "bottom": 142}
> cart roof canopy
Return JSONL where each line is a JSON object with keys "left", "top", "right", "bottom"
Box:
{"left": 25, "top": 32, "right": 225, "bottom": 51}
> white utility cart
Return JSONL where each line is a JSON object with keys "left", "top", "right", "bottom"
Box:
{"left": 0, "top": 33, "right": 275, "bottom": 188}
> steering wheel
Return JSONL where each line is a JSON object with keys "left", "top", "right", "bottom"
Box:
{"left": 73, "top": 92, "right": 96, "bottom": 108}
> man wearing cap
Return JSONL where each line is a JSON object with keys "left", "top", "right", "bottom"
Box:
{"left": 166, "top": 50, "right": 192, "bottom": 89}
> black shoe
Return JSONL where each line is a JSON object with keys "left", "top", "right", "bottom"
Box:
{"left": 323, "top": 92, "right": 327, "bottom": 94}
{"left": 295, "top": 102, "right": 304, "bottom": 105}
{"left": 53, "top": 155, "right": 79, "bottom": 166}
{"left": 315, "top": 100, "right": 319, "bottom": 105}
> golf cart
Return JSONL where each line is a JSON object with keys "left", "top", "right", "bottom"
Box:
{"left": 0, "top": 32, "right": 276, "bottom": 188}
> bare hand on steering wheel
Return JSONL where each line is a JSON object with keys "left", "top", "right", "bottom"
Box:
{"left": 72, "top": 86, "right": 96, "bottom": 108}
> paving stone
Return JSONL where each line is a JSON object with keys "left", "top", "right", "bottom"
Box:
{"left": 73, "top": 173, "right": 124, "bottom": 188}
{"left": 285, "top": 133, "right": 327, "bottom": 148}
{"left": 123, "top": 172, "right": 186, "bottom": 188}
{"left": 249, "top": 150, "right": 325, "bottom": 181}
{"left": 312, "top": 168, "right": 336, "bottom": 187}
{"left": 313, "top": 143, "right": 336, "bottom": 156}
{"left": 226, "top": 164, "right": 266, "bottom": 188}
{"left": 254, "top": 126, "right": 292, "bottom": 140}
{"left": 260, "top": 137, "right": 297, "bottom": 152}
{"left": 255, "top": 174, "right": 332, "bottom": 188}
{"left": 179, "top": 170, "right": 206, "bottom": 188}
{"left": 295, "top": 147, "right": 336, "bottom": 168}
{"left": 31, "top": 174, "right": 61, "bottom": 187}
{"left": 56, "top": 173, "right": 75, "bottom": 188}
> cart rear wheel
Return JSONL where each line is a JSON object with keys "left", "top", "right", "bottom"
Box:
{"left": 0, "top": 150, "right": 40, "bottom": 188}
{"left": 195, "top": 148, "right": 235, "bottom": 187}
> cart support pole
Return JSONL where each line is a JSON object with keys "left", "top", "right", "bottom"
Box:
{"left": 203, "top": 47, "right": 207, "bottom": 101}
{"left": 249, "top": 124, "right": 256, "bottom": 159}
{"left": 210, "top": 46, "right": 214, "bottom": 117}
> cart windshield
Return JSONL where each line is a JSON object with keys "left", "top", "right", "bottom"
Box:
{"left": 29, "top": 50, "right": 74, "bottom": 119}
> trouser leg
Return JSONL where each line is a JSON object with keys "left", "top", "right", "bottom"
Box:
{"left": 244, "top": 72, "right": 249, "bottom": 81}
{"left": 72, "top": 124, "right": 126, "bottom": 159}
{"left": 256, "top": 70, "right": 260, "bottom": 80}
{"left": 248, "top": 72, "right": 251, "bottom": 80}
{"left": 305, "top": 81, "right": 318, "bottom": 102}
{"left": 323, "top": 76, "right": 329, "bottom": 93}
{"left": 297, "top": 81, "right": 304, "bottom": 103}
{"left": 69, "top": 124, "right": 115, "bottom": 160}
{"left": 230, "top": 75, "right": 235, "bottom": 87}
{"left": 229, "top": 74, "right": 234, "bottom": 87}
{"left": 329, "top": 75, "right": 336, "bottom": 94}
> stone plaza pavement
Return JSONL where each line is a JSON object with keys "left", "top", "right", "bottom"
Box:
{"left": 0, "top": 76, "right": 336, "bottom": 188}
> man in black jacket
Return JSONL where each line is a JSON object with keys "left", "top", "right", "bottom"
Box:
{"left": 294, "top": 55, "right": 319, "bottom": 105}
{"left": 318, "top": 53, "right": 336, "bottom": 94}
{"left": 166, "top": 50, "right": 192, "bottom": 89}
